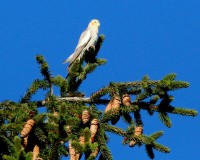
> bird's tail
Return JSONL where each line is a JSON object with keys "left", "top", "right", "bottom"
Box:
{"left": 63, "top": 59, "right": 69, "bottom": 64}
{"left": 63, "top": 53, "right": 74, "bottom": 64}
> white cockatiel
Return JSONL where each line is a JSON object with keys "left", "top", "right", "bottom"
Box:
{"left": 63, "top": 19, "right": 100, "bottom": 68}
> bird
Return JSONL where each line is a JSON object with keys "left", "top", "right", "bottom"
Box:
{"left": 63, "top": 19, "right": 100, "bottom": 68}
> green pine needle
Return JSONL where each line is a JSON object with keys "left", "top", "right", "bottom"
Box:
{"left": 158, "top": 112, "right": 172, "bottom": 128}
{"left": 149, "top": 131, "right": 164, "bottom": 140}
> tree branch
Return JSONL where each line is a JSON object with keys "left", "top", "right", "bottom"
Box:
{"left": 36, "top": 97, "right": 110, "bottom": 107}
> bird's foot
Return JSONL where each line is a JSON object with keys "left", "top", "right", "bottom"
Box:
{"left": 87, "top": 45, "right": 96, "bottom": 52}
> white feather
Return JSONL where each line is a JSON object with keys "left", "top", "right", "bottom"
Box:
{"left": 63, "top": 19, "right": 100, "bottom": 67}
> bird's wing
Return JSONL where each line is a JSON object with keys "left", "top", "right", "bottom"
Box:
{"left": 75, "top": 28, "right": 92, "bottom": 50}
{"left": 63, "top": 29, "right": 92, "bottom": 65}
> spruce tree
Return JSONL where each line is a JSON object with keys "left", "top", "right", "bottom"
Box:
{"left": 0, "top": 34, "right": 197, "bottom": 160}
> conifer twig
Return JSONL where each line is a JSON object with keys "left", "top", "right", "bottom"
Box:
{"left": 36, "top": 97, "right": 110, "bottom": 107}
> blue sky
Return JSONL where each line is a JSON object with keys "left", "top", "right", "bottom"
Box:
{"left": 0, "top": 1, "right": 200, "bottom": 160}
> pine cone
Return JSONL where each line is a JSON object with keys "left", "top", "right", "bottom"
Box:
{"left": 20, "top": 119, "right": 35, "bottom": 138}
{"left": 82, "top": 110, "right": 90, "bottom": 124}
{"left": 79, "top": 136, "right": 85, "bottom": 145}
{"left": 129, "top": 140, "right": 136, "bottom": 147}
{"left": 32, "top": 144, "right": 40, "bottom": 160}
{"left": 105, "top": 96, "right": 121, "bottom": 113}
{"left": 22, "top": 136, "right": 28, "bottom": 148}
{"left": 134, "top": 126, "right": 143, "bottom": 136}
{"left": 111, "top": 96, "right": 121, "bottom": 110}
{"left": 105, "top": 100, "right": 112, "bottom": 113}
{"left": 122, "top": 94, "right": 131, "bottom": 106}
{"left": 129, "top": 126, "right": 143, "bottom": 147}
{"left": 75, "top": 136, "right": 85, "bottom": 159}
{"left": 69, "top": 141, "right": 76, "bottom": 160}
{"left": 90, "top": 119, "right": 99, "bottom": 143}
